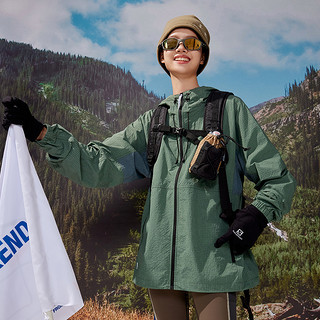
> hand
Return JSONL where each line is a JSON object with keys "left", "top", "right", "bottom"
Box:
{"left": 214, "top": 205, "right": 268, "bottom": 255}
{"left": 2, "top": 96, "right": 44, "bottom": 141}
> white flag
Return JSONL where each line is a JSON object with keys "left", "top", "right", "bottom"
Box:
{"left": 0, "top": 125, "right": 84, "bottom": 320}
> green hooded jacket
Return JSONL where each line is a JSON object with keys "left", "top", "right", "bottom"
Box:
{"left": 37, "top": 86, "right": 296, "bottom": 293}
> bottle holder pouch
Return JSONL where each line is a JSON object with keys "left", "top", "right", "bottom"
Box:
{"left": 189, "top": 133, "right": 227, "bottom": 180}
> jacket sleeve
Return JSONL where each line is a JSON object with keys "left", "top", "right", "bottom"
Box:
{"left": 231, "top": 96, "right": 297, "bottom": 222}
{"left": 36, "top": 111, "right": 153, "bottom": 188}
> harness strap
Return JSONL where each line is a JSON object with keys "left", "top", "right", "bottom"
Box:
{"left": 153, "top": 124, "right": 206, "bottom": 145}
{"left": 240, "top": 290, "right": 254, "bottom": 320}
{"left": 218, "top": 162, "right": 236, "bottom": 263}
{"left": 147, "top": 106, "right": 169, "bottom": 167}
{"left": 218, "top": 164, "right": 235, "bottom": 224}
{"left": 204, "top": 89, "right": 231, "bottom": 132}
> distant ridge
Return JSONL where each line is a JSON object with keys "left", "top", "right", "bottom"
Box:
{"left": 250, "top": 96, "right": 285, "bottom": 114}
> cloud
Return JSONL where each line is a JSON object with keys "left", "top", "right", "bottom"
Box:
{"left": 0, "top": 0, "right": 111, "bottom": 59}
{"left": 1, "top": 0, "right": 319, "bottom": 80}
{"left": 99, "top": 0, "right": 320, "bottom": 76}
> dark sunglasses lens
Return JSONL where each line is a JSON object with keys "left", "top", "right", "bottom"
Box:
{"left": 184, "top": 38, "right": 202, "bottom": 50}
{"left": 163, "top": 38, "right": 178, "bottom": 50}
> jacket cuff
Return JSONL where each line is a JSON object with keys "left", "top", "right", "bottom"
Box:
{"left": 245, "top": 204, "right": 268, "bottom": 228}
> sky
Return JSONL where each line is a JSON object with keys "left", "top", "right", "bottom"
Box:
{"left": 1, "top": 0, "right": 320, "bottom": 107}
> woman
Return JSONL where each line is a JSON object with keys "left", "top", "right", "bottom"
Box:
{"left": 2, "top": 15, "right": 296, "bottom": 320}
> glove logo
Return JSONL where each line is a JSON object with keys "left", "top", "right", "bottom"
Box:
{"left": 233, "top": 228, "right": 244, "bottom": 240}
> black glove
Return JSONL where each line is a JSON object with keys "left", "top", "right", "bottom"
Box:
{"left": 2, "top": 96, "right": 44, "bottom": 141}
{"left": 214, "top": 205, "right": 268, "bottom": 255}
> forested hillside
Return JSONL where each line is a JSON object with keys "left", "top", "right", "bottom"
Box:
{"left": 253, "top": 65, "right": 320, "bottom": 190}
{"left": 248, "top": 66, "right": 320, "bottom": 313}
{"left": 0, "top": 38, "right": 160, "bottom": 134}
{"left": 0, "top": 38, "right": 159, "bottom": 299}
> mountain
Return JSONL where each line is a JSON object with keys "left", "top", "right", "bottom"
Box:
{"left": 0, "top": 38, "right": 160, "bottom": 138}
{"left": 0, "top": 38, "right": 160, "bottom": 299}
{"left": 252, "top": 66, "right": 320, "bottom": 190}
{"left": 243, "top": 66, "right": 320, "bottom": 314}
{"left": 250, "top": 96, "right": 285, "bottom": 114}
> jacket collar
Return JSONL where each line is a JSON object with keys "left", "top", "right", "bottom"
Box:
{"left": 158, "top": 86, "right": 214, "bottom": 109}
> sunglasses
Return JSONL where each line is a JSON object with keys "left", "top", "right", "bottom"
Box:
{"left": 161, "top": 37, "right": 205, "bottom": 51}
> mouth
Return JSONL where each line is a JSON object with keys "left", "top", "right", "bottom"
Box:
{"left": 174, "top": 55, "right": 190, "bottom": 62}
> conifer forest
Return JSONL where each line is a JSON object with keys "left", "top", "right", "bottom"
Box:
{"left": 0, "top": 39, "right": 319, "bottom": 319}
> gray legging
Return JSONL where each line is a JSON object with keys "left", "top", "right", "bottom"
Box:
{"left": 149, "top": 289, "right": 237, "bottom": 320}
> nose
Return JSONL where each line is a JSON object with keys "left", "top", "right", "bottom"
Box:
{"left": 176, "top": 40, "right": 187, "bottom": 51}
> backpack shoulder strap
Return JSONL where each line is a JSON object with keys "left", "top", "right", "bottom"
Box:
{"left": 204, "top": 89, "right": 233, "bottom": 133}
{"left": 203, "top": 89, "right": 237, "bottom": 244}
{"left": 147, "top": 104, "right": 169, "bottom": 168}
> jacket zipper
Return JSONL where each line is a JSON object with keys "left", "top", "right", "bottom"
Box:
{"left": 170, "top": 93, "right": 184, "bottom": 289}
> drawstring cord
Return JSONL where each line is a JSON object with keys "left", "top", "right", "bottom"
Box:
{"left": 219, "top": 133, "right": 250, "bottom": 151}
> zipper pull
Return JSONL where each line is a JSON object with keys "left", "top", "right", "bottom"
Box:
{"left": 177, "top": 93, "right": 183, "bottom": 109}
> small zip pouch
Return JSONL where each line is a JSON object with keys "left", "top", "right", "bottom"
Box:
{"left": 189, "top": 131, "right": 227, "bottom": 180}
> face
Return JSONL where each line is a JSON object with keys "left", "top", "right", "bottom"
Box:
{"left": 160, "top": 28, "right": 205, "bottom": 78}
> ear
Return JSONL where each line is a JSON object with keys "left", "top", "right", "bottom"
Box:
{"left": 160, "top": 51, "right": 165, "bottom": 63}
{"left": 200, "top": 54, "right": 205, "bottom": 65}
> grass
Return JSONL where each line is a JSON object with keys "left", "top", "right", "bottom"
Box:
{"left": 69, "top": 299, "right": 153, "bottom": 320}
{"left": 69, "top": 298, "right": 290, "bottom": 320}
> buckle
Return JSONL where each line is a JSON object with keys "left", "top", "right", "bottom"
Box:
{"left": 172, "top": 127, "right": 186, "bottom": 136}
